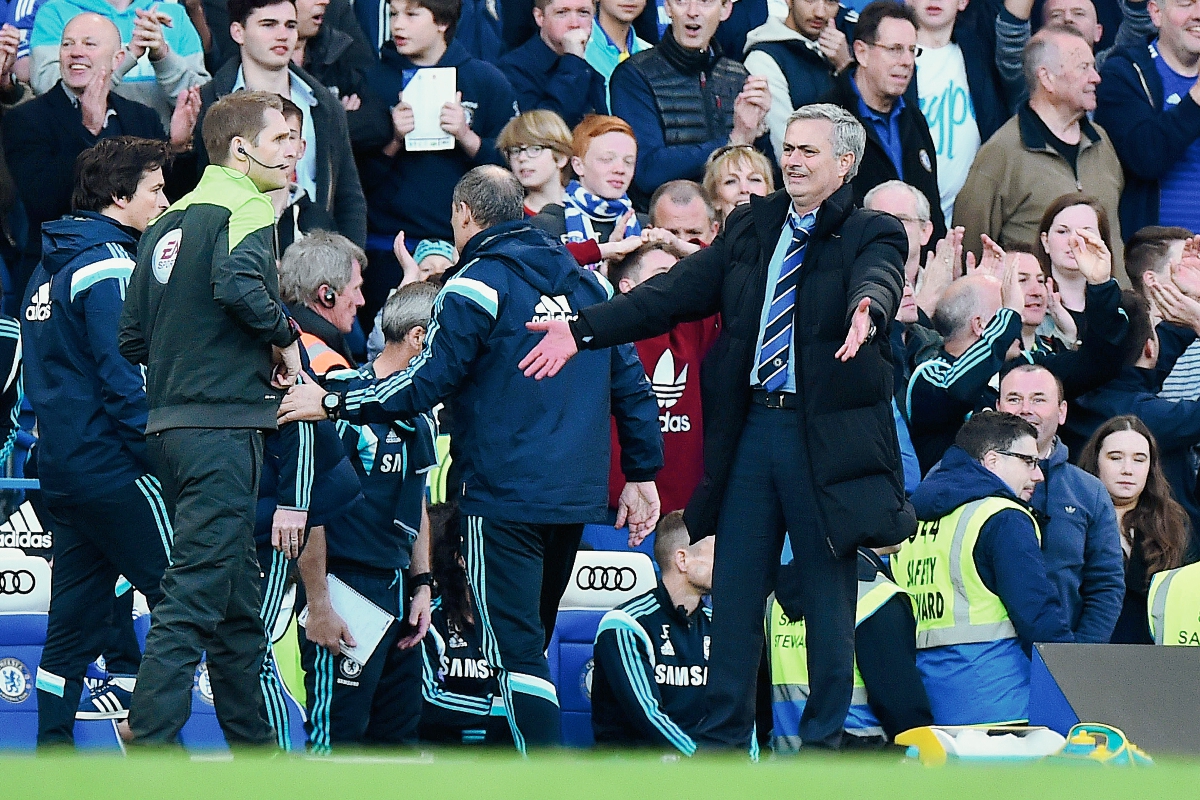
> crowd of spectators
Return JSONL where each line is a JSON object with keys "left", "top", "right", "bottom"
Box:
{"left": 0, "top": 0, "right": 1198, "bottom": 757}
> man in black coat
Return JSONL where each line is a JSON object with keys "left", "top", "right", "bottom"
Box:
{"left": 3, "top": 13, "right": 196, "bottom": 299}
{"left": 522, "top": 103, "right": 912, "bottom": 751}
{"left": 822, "top": 1, "right": 946, "bottom": 243}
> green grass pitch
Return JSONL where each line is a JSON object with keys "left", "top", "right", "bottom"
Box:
{"left": 1, "top": 749, "right": 1192, "bottom": 800}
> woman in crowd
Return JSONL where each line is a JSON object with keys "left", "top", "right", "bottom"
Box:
{"left": 530, "top": 114, "right": 647, "bottom": 270}
{"left": 1034, "top": 194, "right": 1116, "bottom": 345}
{"left": 702, "top": 144, "right": 775, "bottom": 223}
{"left": 1078, "top": 415, "right": 1192, "bottom": 644}
{"left": 496, "top": 110, "right": 574, "bottom": 217}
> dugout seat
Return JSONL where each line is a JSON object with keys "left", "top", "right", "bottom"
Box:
{"left": 0, "top": 548, "right": 51, "bottom": 749}
{"left": 549, "top": 550, "right": 656, "bottom": 747}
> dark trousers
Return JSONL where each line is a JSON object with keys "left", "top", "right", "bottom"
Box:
{"left": 699, "top": 404, "right": 857, "bottom": 749}
{"left": 300, "top": 568, "right": 421, "bottom": 753}
{"left": 36, "top": 477, "right": 171, "bottom": 746}
{"left": 462, "top": 515, "right": 583, "bottom": 753}
{"left": 103, "top": 590, "right": 141, "bottom": 676}
{"left": 128, "top": 428, "right": 274, "bottom": 747}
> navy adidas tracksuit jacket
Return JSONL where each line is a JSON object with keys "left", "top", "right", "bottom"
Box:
{"left": 20, "top": 212, "right": 147, "bottom": 503}
{"left": 332, "top": 220, "right": 662, "bottom": 525}
{"left": 324, "top": 362, "right": 438, "bottom": 572}
{"left": 590, "top": 582, "right": 710, "bottom": 754}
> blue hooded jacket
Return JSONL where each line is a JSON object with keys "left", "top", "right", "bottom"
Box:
{"left": 21, "top": 212, "right": 148, "bottom": 503}
{"left": 909, "top": 446, "right": 1073, "bottom": 724}
{"left": 332, "top": 220, "right": 663, "bottom": 524}
{"left": 1028, "top": 438, "right": 1124, "bottom": 643}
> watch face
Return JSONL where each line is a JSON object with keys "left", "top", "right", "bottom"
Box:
{"left": 323, "top": 393, "right": 338, "bottom": 410}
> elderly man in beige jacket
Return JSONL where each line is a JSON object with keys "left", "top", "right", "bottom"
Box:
{"left": 953, "top": 25, "right": 1127, "bottom": 285}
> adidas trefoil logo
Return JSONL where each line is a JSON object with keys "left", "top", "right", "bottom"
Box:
{"left": 651, "top": 349, "right": 691, "bottom": 433}
{"left": 25, "top": 283, "right": 51, "bottom": 322}
{"left": 651, "top": 350, "right": 687, "bottom": 409}
{"left": 531, "top": 294, "right": 576, "bottom": 323}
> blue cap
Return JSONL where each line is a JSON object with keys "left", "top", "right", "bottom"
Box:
{"left": 414, "top": 238, "right": 457, "bottom": 266}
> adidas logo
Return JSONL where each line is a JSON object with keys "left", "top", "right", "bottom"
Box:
{"left": 24, "top": 283, "right": 51, "bottom": 322}
{"left": 650, "top": 350, "right": 687, "bottom": 409}
{"left": 0, "top": 501, "right": 53, "bottom": 550}
{"left": 531, "top": 295, "right": 576, "bottom": 323}
{"left": 386, "top": 430, "right": 403, "bottom": 444}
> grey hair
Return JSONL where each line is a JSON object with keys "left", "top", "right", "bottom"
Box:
{"left": 279, "top": 230, "right": 367, "bottom": 306}
{"left": 381, "top": 281, "right": 440, "bottom": 344}
{"left": 452, "top": 165, "right": 525, "bottom": 229}
{"left": 864, "top": 180, "right": 931, "bottom": 223}
{"left": 649, "top": 180, "right": 717, "bottom": 225}
{"left": 785, "top": 103, "right": 867, "bottom": 182}
{"left": 933, "top": 278, "right": 991, "bottom": 338}
{"left": 1023, "top": 25, "right": 1090, "bottom": 98}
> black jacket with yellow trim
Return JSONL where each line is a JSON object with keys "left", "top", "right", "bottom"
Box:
{"left": 119, "top": 165, "right": 298, "bottom": 432}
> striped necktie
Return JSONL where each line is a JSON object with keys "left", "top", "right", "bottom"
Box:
{"left": 756, "top": 214, "right": 811, "bottom": 392}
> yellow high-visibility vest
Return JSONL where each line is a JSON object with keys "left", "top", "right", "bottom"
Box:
{"left": 892, "top": 497, "right": 1039, "bottom": 648}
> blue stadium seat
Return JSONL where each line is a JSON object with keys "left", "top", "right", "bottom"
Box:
{"left": 581, "top": 523, "right": 656, "bottom": 562}
{"left": 548, "top": 550, "right": 657, "bottom": 747}
{"left": 0, "top": 549, "right": 50, "bottom": 750}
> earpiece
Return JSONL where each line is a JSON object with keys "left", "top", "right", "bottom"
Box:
{"left": 319, "top": 285, "right": 337, "bottom": 308}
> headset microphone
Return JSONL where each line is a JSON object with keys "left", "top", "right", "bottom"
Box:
{"left": 237, "top": 146, "right": 288, "bottom": 171}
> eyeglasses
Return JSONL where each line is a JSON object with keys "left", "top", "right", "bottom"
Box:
{"left": 892, "top": 214, "right": 930, "bottom": 225}
{"left": 995, "top": 450, "right": 1041, "bottom": 468}
{"left": 865, "top": 42, "right": 923, "bottom": 58}
{"left": 504, "top": 144, "right": 546, "bottom": 160}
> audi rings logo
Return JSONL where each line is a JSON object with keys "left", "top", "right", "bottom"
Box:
{"left": 576, "top": 566, "right": 637, "bottom": 591}
{"left": 0, "top": 570, "right": 35, "bottom": 595}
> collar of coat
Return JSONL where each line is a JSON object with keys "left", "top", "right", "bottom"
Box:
{"left": 1017, "top": 102, "right": 1101, "bottom": 154}
{"left": 747, "top": 183, "right": 855, "bottom": 255}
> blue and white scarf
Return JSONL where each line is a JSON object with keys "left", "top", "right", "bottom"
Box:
{"left": 562, "top": 180, "right": 642, "bottom": 247}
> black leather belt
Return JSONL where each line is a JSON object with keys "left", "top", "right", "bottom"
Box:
{"left": 751, "top": 390, "right": 798, "bottom": 410}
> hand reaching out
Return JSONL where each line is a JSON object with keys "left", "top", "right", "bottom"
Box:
{"left": 835, "top": 297, "right": 874, "bottom": 361}
{"left": 519, "top": 319, "right": 578, "bottom": 379}
{"left": 617, "top": 481, "right": 661, "bottom": 545}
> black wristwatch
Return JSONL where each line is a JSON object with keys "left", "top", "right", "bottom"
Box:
{"left": 321, "top": 391, "right": 342, "bottom": 421}
{"left": 408, "top": 572, "right": 435, "bottom": 596}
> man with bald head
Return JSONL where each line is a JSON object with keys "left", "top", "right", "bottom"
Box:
{"left": 995, "top": 0, "right": 1156, "bottom": 105}
{"left": 906, "top": 232, "right": 1127, "bottom": 473}
{"left": 3, "top": 12, "right": 194, "bottom": 297}
{"left": 953, "top": 25, "right": 1127, "bottom": 284}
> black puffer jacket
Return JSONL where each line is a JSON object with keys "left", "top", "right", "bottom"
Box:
{"left": 573, "top": 185, "right": 914, "bottom": 555}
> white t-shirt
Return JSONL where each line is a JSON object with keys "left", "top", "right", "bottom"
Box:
{"left": 915, "top": 43, "right": 981, "bottom": 222}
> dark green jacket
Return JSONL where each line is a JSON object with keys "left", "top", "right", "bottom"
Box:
{"left": 119, "top": 165, "right": 298, "bottom": 433}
